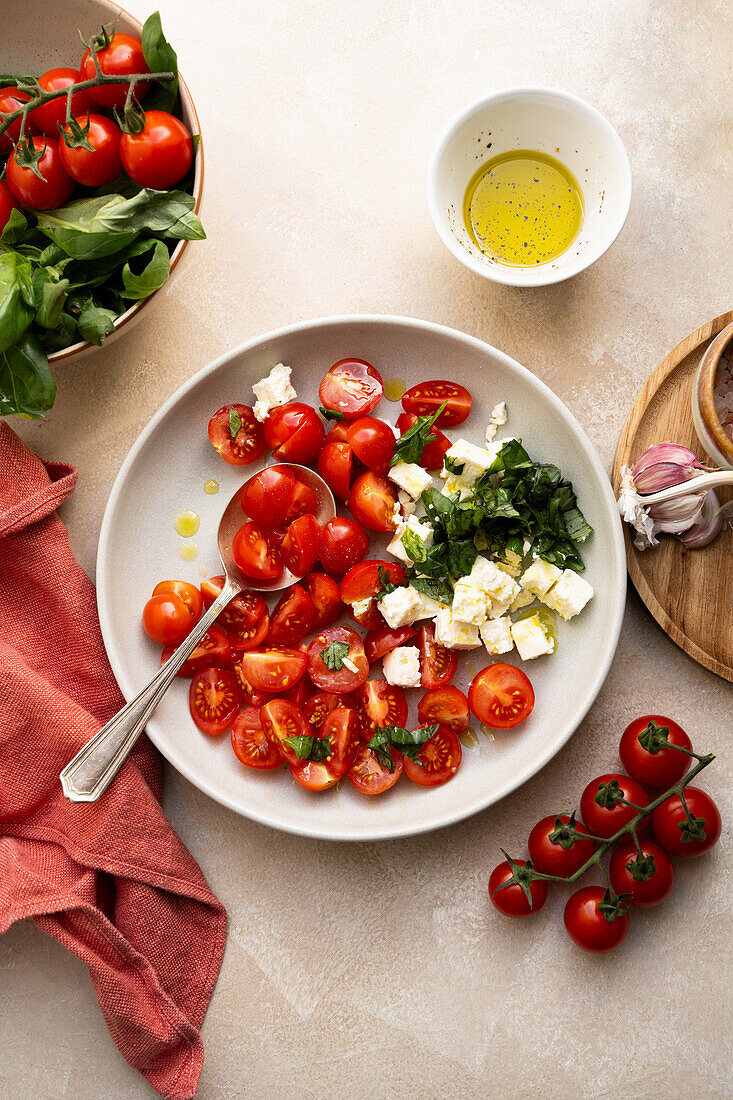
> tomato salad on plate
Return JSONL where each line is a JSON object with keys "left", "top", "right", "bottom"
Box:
{"left": 142, "top": 357, "right": 596, "bottom": 797}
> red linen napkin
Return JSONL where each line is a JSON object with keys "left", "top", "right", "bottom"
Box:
{"left": 0, "top": 423, "right": 227, "bottom": 1099}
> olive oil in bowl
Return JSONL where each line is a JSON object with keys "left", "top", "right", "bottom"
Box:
{"left": 463, "top": 150, "right": 583, "bottom": 268}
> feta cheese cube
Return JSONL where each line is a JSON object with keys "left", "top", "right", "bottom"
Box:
{"left": 451, "top": 578, "right": 488, "bottom": 625}
{"left": 434, "top": 607, "right": 481, "bottom": 650}
{"left": 519, "top": 560, "right": 563, "bottom": 599}
{"left": 488, "top": 573, "right": 521, "bottom": 617}
{"left": 252, "top": 363, "right": 296, "bottom": 422}
{"left": 485, "top": 401, "right": 508, "bottom": 444}
{"left": 386, "top": 514, "right": 434, "bottom": 564}
{"left": 382, "top": 645, "right": 421, "bottom": 688}
{"left": 509, "top": 589, "right": 536, "bottom": 613}
{"left": 442, "top": 438, "right": 492, "bottom": 483}
{"left": 479, "top": 616, "right": 514, "bottom": 655}
{"left": 543, "top": 569, "right": 594, "bottom": 620}
{"left": 378, "top": 585, "right": 422, "bottom": 628}
{"left": 351, "top": 597, "right": 373, "bottom": 620}
{"left": 388, "top": 462, "right": 433, "bottom": 499}
{"left": 413, "top": 589, "right": 449, "bottom": 619}
{"left": 511, "top": 614, "right": 556, "bottom": 660}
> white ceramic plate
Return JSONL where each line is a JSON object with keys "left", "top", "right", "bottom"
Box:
{"left": 97, "top": 316, "right": 626, "bottom": 840}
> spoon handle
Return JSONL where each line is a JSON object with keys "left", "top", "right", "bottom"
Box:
{"left": 641, "top": 470, "right": 733, "bottom": 504}
{"left": 60, "top": 580, "right": 240, "bottom": 803}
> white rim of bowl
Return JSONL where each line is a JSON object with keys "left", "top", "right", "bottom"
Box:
{"left": 427, "top": 86, "right": 633, "bottom": 288}
{"left": 97, "top": 313, "right": 627, "bottom": 840}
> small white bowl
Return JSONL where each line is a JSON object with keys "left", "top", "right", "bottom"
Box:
{"left": 428, "top": 87, "right": 632, "bottom": 287}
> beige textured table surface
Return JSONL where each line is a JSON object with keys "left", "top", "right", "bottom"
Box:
{"left": 4, "top": 1, "right": 732, "bottom": 1097}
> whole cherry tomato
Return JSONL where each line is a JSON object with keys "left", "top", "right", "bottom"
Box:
{"left": 7, "top": 137, "right": 74, "bottom": 210}
{"left": 609, "top": 839, "right": 675, "bottom": 907}
{"left": 579, "top": 773, "right": 650, "bottom": 840}
{"left": 0, "top": 87, "right": 38, "bottom": 153}
{"left": 59, "top": 113, "right": 122, "bottom": 187}
{"left": 319, "top": 516, "right": 369, "bottom": 576}
{"left": 527, "top": 814, "right": 596, "bottom": 877}
{"left": 142, "top": 591, "right": 194, "bottom": 645}
{"left": 651, "top": 787, "right": 721, "bottom": 858}
{"left": 489, "top": 859, "right": 548, "bottom": 918}
{"left": 81, "top": 33, "right": 150, "bottom": 109}
{"left": 618, "top": 715, "right": 692, "bottom": 788}
{"left": 563, "top": 887, "right": 630, "bottom": 952}
{"left": 120, "top": 110, "right": 193, "bottom": 189}
{"left": 33, "top": 69, "right": 93, "bottom": 135}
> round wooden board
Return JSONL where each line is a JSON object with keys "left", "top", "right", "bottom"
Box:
{"left": 612, "top": 310, "right": 733, "bottom": 682}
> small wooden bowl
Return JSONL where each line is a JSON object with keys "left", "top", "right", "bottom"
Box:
{"left": 692, "top": 321, "right": 733, "bottom": 469}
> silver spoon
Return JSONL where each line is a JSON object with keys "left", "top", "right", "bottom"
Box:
{"left": 60, "top": 464, "right": 336, "bottom": 803}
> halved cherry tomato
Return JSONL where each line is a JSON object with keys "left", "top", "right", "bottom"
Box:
{"left": 324, "top": 422, "right": 350, "bottom": 444}
{"left": 208, "top": 404, "right": 265, "bottom": 465}
{"left": 189, "top": 667, "right": 240, "bottom": 735}
{"left": 417, "top": 685, "right": 470, "bottom": 734}
{"left": 161, "top": 625, "right": 231, "bottom": 677}
{"left": 232, "top": 522, "right": 283, "bottom": 582}
{"left": 231, "top": 708, "right": 282, "bottom": 770}
{"left": 81, "top": 33, "right": 151, "bottom": 109}
{"left": 268, "top": 584, "right": 314, "bottom": 646}
{"left": 33, "top": 69, "right": 93, "bottom": 136}
{"left": 319, "top": 516, "right": 369, "bottom": 576}
{"left": 416, "top": 623, "right": 457, "bottom": 689}
{"left": 280, "top": 514, "right": 321, "bottom": 576}
{"left": 200, "top": 576, "right": 266, "bottom": 631}
{"left": 348, "top": 743, "right": 404, "bottom": 795}
{"left": 290, "top": 759, "right": 340, "bottom": 792}
{"left": 403, "top": 724, "right": 462, "bottom": 786}
{"left": 353, "top": 679, "right": 408, "bottom": 737}
{"left": 264, "top": 402, "right": 325, "bottom": 464}
{"left": 468, "top": 664, "right": 534, "bottom": 729}
{"left": 346, "top": 599, "right": 384, "bottom": 631}
{"left": 239, "top": 647, "right": 307, "bottom": 693}
{"left": 301, "top": 572, "right": 343, "bottom": 629}
{"left": 348, "top": 471, "right": 398, "bottom": 532}
{"left": 317, "top": 441, "right": 353, "bottom": 500}
{"left": 282, "top": 678, "right": 315, "bottom": 709}
{"left": 579, "top": 774, "right": 650, "bottom": 840}
{"left": 364, "top": 625, "right": 416, "bottom": 663}
{"left": 259, "top": 698, "right": 311, "bottom": 765}
{"left": 153, "top": 580, "right": 203, "bottom": 622}
{"left": 347, "top": 417, "right": 395, "bottom": 475}
{"left": 283, "top": 481, "right": 318, "bottom": 522}
{"left": 142, "top": 592, "right": 194, "bottom": 645}
{"left": 0, "top": 87, "right": 37, "bottom": 153}
{"left": 307, "top": 625, "right": 369, "bottom": 692}
{"left": 401, "top": 380, "right": 471, "bottom": 427}
{"left": 320, "top": 707, "right": 360, "bottom": 776}
{"left": 396, "top": 412, "right": 451, "bottom": 470}
{"left": 7, "top": 137, "right": 74, "bottom": 210}
{"left": 319, "top": 358, "right": 384, "bottom": 419}
{"left": 241, "top": 465, "right": 296, "bottom": 527}
{"left": 227, "top": 609, "right": 270, "bottom": 652}
{"left": 304, "top": 692, "right": 353, "bottom": 731}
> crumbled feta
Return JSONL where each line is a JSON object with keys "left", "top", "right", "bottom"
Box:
{"left": 519, "top": 560, "right": 563, "bottom": 599}
{"left": 509, "top": 589, "right": 536, "bottom": 613}
{"left": 485, "top": 401, "right": 508, "bottom": 444}
{"left": 387, "top": 514, "right": 434, "bottom": 563}
{"left": 351, "top": 597, "right": 373, "bottom": 620}
{"left": 487, "top": 573, "right": 521, "bottom": 617}
{"left": 342, "top": 656, "right": 359, "bottom": 674}
{"left": 398, "top": 490, "right": 416, "bottom": 517}
{"left": 252, "top": 363, "right": 296, "bottom": 422}
{"left": 442, "top": 473, "right": 474, "bottom": 501}
{"left": 479, "top": 616, "right": 514, "bottom": 655}
{"left": 388, "top": 462, "right": 433, "bottom": 499}
{"left": 511, "top": 614, "right": 556, "bottom": 660}
{"left": 451, "top": 578, "right": 488, "bottom": 625}
{"left": 442, "top": 438, "right": 493, "bottom": 483}
{"left": 378, "top": 585, "right": 422, "bottom": 628}
{"left": 543, "top": 569, "right": 594, "bottom": 620}
{"left": 434, "top": 607, "right": 481, "bottom": 649}
{"left": 382, "top": 645, "right": 421, "bottom": 688}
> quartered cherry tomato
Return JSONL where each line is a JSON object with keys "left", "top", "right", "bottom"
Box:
{"left": 402, "top": 724, "right": 462, "bottom": 786}
{"left": 231, "top": 708, "right": 282, "bottom": 770}
{"left": 233, "top": 661, "right": 273, "bottom": 708}
{"left": 280, "top": 514, "right": 321, "bottom": 576}
{"left": 317, "top": 440, "right": 353, "bottom": 500}
{"left": 208, "top": 404, "right": 265, "bottom": 465}
{"left": 33, "top": 69, "right": 93, "bottom": 135}
{"left": 142, "top": 592, "right": 194, "bottom": 645}
{"left": 348, "top": 743, "right": 404, "bottom": 795}
{"left": 320, "top": 707, "right": 361, "bottom": 776}
{"left": 564, "top": 887, "right": 630, "bottom": 952}
{"left": 282, "top": 677, "right": 315, "bottom": 710}
{"left": 417, "top": 685, "right": 470, "bottom": 734}
{"left": 239, "top": 647, "right": 307, "bottom": 693}
{"left": 259, "top": 698, "right": 311, "bottom": 765}
{"left": 651, "top": 787, "right": 721, "bottom": 858}
{"left": 7, "top": 138, "right": 74, "bottom": 210}
{"left": 232, "top": 522, "right": 283, "bottom": 582}
{"left": 619, "top": 715, "right": 692, "bottom": 788}
{"left": 189, "top": 667, "right": 240, "bottom": 735}
{"left": 227, "top": 608, "right": 269, "bottom": 653}
{"left": 324, "top": 421, "right": 350, "bottom": 444}
{"left": 401, "top": 380, "right": 471, "bottom": 427}
{"left": 0, "top": 87, "right": 37, "bottom": 153}
{"left": 161, "top": 624, "right": 232, "bottom": 677}
{"left": 347, "top": 417, "right": 395, "bottom": 475}
{"left": 319, "top": 516, "right": 369, "bottom": 576}
{"left": 527, "top": 815, "right": 596, "bottom": 877}
{"left": 580, "top": 774, "right": 650, "bottom": 840}
{"left": 241, "top": 465, "right": 296, "bottom": 526}
{"left": 81, "top": 33, "right": 150, "bottom": 108}
{"left": 307, "top": 625, "right": 369, "bottom": 692}
{"left": 0, "top": 181, "right": 20, "bottom": 232}
{"left": 264, "top": 402, "right": 325, "bottom": 464}
{"left": 301, "top": 572, "right": 343, "bottom": 629}
{"left": 267, "top": 584, "right": 314, "bottom": 646}
{"left": 364, "top": 625, "right": 415, "bottom": 663}
{"left": 59, "top": 113, "right": 122, "bottom": 187}
{"left": 416, "top": 623, "right": 457, "bottom": 689}
{"left": 348, "top": 471, "right": 399, "bottom": 532}
{"left": 283, "top": 480, "right": 318, "bottom": 522}
{"left": 609, "top": 839, "right": 675, "bottom": 907}
{"left": 468, "top": 664, "right": 534, "bottom": 729}
{"left": 489, "top": 859, "right": 548, "bottom": 918}
{"left": 304, "top": 692, "right": 353, "bottom": 732}
{"left": 290, "top": 758, "right": 340, "bottom": 792}
{"left": 353, "top": 679, "right": 408, "bottom": 737}
{"left": 319, "top": 358, "right": 383, "bottom": 419}
{"left": 395, "top": 412, "right": 451, "bottom": 470}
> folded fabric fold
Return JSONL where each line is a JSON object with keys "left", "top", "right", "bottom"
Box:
{"left": 0, "top": 423, "right": 227, "bottom": 1100}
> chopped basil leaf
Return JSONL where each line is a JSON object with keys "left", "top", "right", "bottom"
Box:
{"left": 376, "top": 566, "right": 398, "bottom": 598}
{"left": 320, "top": 640, "right": 350, "bottom": 670}
{"left": 390, "top": 400, "right": 447, "bottom": 466}
{"left": 368, "top": 724, "right": 439, "bottom": 769}
{"left": 320, "top": 405, "right": 346, "bottom": 421}
{"left": 283, "top": 735, "right": 332, "bottom": 761}
{"left": 443, "top": 456, "right": 465, "bottom": 475}
{"left": 401, "top": 527, "right": 427, "bottom": 564}
{"left": 228, "top": 405, "right": 242, "bottom": 439}
{"left": 409, "top": 576, "right": 454, "bottom": 603}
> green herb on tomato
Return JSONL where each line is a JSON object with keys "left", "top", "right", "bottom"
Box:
{"left": 367, "top": 724, "right": 439, "bottom": 771}
{"left": 390, "top": 401, "right": 447, "bottom": 466}
{"left": 320, "top": 640, "right": 350, "bottom": 670}
{"left": 282, "top": 735, "right": 333, "bottom": 762}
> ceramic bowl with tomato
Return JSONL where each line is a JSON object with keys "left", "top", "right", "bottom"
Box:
{"left": 3, "top": 0, "right": 203, "bottom": 365}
